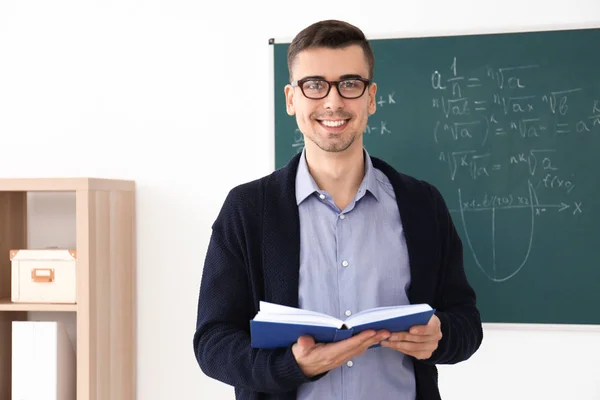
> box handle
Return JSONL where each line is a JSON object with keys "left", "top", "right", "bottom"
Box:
{"left": 31, "top": 268, "right": 55, "bottom": 283}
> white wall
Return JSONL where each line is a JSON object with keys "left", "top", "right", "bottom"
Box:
{"left": 1, "top": 1, "right": 599, "bottom": 399}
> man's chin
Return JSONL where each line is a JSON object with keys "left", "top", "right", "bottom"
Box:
{"left": 312, "top": 136, "right": 356, "bottom": 153}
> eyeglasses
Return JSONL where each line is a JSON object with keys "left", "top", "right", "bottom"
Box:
{"left": 291, "top": 77, "right": 371, "bottom": 100}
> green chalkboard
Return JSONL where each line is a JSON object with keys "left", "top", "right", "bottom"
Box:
{"left": 272, "top": 27, "right": 600, "bottom": 325}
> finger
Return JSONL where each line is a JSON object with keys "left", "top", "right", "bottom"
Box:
{"left": 353, "top": 331, "right": 390, "bottom": 355}
{"left": 376, "top": 329, "right": 391, "bottom": 337}
{"left": 293, "top": 335, "right": 319, "bottom": 357}
{"left": 404, "top": 351, "right": 434, "bottom": 360}
{"left": 341, "top": 330, "right": 379, "bottom": 348}
{"left": 321, "top": 330, "right": 375, "bottom": 355}
{"left": 409, "top": 326, "right": 430, "bottom": 335}
{"left": 380, "top": 339, "right": 438, "bottom": 353}
{"left": 382, "top": 337, "right": 438, "bottom": 349}
{"left": 338, "top": 330, "right": 378, "bottom": 354}
{"left": 297, "top": 335, "right": 316, "bottom": 348}
{"left": 364, "top": 330, "right": 391, "bottom": 348}
{"left": 329, "top": 330, "right": 388, "bottom": 362}
{"left": 409, "top": 325, "right": 436, "bottom": 335}
{"left": 387, "top": 333, "right": 435, "bottom": 343}
{"left": 389, "top": 325, "right": 442, "bottom": 342}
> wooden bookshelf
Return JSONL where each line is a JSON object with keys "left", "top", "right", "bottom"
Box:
{"left": 0, "top": 178, "right": 136, "bottom": 400}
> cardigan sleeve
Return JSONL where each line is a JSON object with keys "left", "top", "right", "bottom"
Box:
{"left": 192, "top": 187, "right": 314, "bottom": 393}
{"left": 422, "top": 185, "right": 484, "bottom": 365}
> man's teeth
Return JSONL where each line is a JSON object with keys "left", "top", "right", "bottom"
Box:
{"left": 320, "top": 120, "right": 347, "bottom": 127}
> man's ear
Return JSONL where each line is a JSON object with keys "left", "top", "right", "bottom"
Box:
{"left": 285, "top": 84, "right": 295, "bottom": 116}
{"left": 368, "top": 82, "right": 377, "bottom": 115}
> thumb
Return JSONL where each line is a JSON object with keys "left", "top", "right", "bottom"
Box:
{"left": 296, "top": 335, "right": 316, "bottom": 349}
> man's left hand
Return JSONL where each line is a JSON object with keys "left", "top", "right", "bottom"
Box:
{"left": 380, "top": 314, "right": 442, "bottom": 360}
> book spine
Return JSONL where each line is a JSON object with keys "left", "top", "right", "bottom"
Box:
{"left": 333, "top": 328, "right": 354, "bottom": 342}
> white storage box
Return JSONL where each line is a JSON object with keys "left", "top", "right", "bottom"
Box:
{"left": 11, "top": 249, "right": 77, "bottom": 304}
{"left": 12, "top": 321, "right": 76, "bottom": 400}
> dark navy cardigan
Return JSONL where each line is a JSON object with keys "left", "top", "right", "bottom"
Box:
{"left": 193, "top": 153, "right": 483, "bottom": 399}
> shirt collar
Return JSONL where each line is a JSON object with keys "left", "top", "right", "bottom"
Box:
{"left": 295, "top": 148, "right": 380, "bottom": 205}
{"left": 359, "top": 149, "right": 381, "bottom": 202}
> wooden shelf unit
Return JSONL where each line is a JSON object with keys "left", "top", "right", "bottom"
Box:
{"left": 0, "top": 178, "right": 136, "bottom": 400}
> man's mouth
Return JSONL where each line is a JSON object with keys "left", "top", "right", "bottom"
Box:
{"left": 317, "top": 119, "right": 349, "bottom": 128}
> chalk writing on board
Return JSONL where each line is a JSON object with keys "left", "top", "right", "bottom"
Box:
{"left": 364, "top": 90, "right": 396, "bottom": 136}
{"left": 459, "top": 181, "right": 535, "bottom": 282}
{"left": 377, "top": 92, "right": 396, "bottom": 106}
{"left": 430, "top": 56, "right": 592, "bottom": 282}
{"left": 365, "top": 120, "right": 391, "bottom": 136}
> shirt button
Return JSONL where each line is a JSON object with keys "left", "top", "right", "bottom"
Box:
{"left": 319, "top": 194, "right": 325, "bottom": 200}
{"left": 341, "top": 260, "right": 349, "bottom": 267}
{"left": 345, "top": 310, "right": 352, "bottom": 316}
{"left": 347, "top": 361, "right": 353, "bottom": 367}
{"left": 339, "top": 214, "right": 345, "bottom": 219}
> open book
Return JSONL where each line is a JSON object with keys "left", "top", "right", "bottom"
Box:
{"left": 250, "top": 301, "right": 435, "bottom": 349}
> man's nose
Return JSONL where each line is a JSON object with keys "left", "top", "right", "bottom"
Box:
{"left": 323, "top": 85, "right": 344, "bottom": 110}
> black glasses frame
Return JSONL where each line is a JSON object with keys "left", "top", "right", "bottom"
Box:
{"left": 291, "top": 77, "right": 371, "bottom": 99}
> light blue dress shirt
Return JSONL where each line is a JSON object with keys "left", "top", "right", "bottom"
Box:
{"left": 295, "top": 148, "right": 416, "bottom": 400}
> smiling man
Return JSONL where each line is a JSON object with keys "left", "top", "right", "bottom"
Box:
{"left": 193, "top": 20, "right": 483, "bottom": 400}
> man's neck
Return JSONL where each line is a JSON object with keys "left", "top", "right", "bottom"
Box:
{"left": 304, "top": 145, "right": 365, "bottom": 210}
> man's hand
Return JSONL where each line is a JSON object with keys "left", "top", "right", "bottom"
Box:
{"left": 380, "top": 314, "right": 442, "bottom": 360}
{"left": 292, "top": 330, "right": 390, "bottom": 378}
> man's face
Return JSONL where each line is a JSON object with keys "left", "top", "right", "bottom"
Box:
{"left": 285, "top": 45, "right": 377, "bottom": 154}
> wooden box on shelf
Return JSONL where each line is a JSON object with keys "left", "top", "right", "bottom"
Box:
{"left": 11, "top": 248, "right": 77, "bottom": 304}
{"left": 0, "top": 178, "right": 136, "bottom": 400}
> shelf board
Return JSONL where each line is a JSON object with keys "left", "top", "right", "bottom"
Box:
{"left": 0, "top": 177, "right": 135, "bottom": 192}
{"left": 0, "top": 298, "right": 77, "bottom": 312}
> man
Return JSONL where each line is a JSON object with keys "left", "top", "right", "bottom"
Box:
{"left": 194, "top": 19, "right": 483, "bottom": 400}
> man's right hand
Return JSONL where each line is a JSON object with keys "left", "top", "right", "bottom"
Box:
{"left": 292, "top": 330, "right": 390, "bottom": 378}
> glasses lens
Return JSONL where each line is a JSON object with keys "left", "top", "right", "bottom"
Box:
{"left": 338, "top": 79, "right": 366, "bottom": 98}
{"left": 301, "top": 80, "right": 329, "bottom": 99}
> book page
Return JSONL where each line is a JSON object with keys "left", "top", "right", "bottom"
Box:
{"left": 253, "top": 313, "right": 344, "bottom": 328}
{"left": 259, "top": 301, "right": 324, "bottom": 316}
{"left": 344, "top": 303, "right": 432, "bottom": 328}
{"left": 254, "top": 301, "right": 343, "bottom": 328}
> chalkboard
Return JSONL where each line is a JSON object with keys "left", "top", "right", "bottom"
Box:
{"left": 272, "top": 27, "right": 600, "bottom": 325}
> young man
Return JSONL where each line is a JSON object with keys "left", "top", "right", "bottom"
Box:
{"left": 194, "top": 19, "right": 483, "bottom": 400}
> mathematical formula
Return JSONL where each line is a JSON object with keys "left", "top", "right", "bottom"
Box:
{"left": 429, "top": 56, "right": 594, "bottom": 282}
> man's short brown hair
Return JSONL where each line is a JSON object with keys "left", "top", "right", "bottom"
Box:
{"left": 287, "top": 20, "right": 375, "bottom": 82}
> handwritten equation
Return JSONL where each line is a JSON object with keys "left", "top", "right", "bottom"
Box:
{"left": 430, "top": 57, "right": 596, "bottom": 282}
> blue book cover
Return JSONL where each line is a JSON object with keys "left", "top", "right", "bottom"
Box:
{"left": 250, "top": 302, "right": 435, "bottom": 349}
